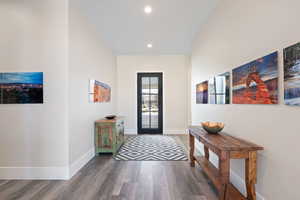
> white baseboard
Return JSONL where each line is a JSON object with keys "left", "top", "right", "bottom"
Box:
{"left": 164, "top": 129, "right": 188, "bottom": 135}
{"left": 125, "top": 129, "right": 188, "bottom": 135}
{"left": 69, "top": 148, "right": 95, "bottom": 179}
{"left": 0, "top": 148, "right": 95, "bottom": 180}
{"left": 0, "top": 166, "right": 69, "bottom": 180}
{"left": 230, "top": 169, "right": 265, "bottom": 200}
{"left": 125, "top": 129, "right": 137, "bottom": 135}
{"left": 195, "top": 142, "right": 265, "bottom": 200}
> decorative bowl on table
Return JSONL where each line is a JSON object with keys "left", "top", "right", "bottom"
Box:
{"left": 201, "top": 122, "right": 225, "bottom": 134}
{"left": 105, "top": 115, "right": 116, "bottom": 120}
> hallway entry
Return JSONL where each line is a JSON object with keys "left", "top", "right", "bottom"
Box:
{"left": 137, "top": 73, "right": 163, "bottom": 134}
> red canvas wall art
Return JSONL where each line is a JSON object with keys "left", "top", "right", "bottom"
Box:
{"left": 89, "top": 80, "right": 111, "bottom": 103}
{"left": 232, "top": 52, "right": 278, "bottom": 104}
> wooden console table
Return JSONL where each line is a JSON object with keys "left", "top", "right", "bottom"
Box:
{"left": 189, "top": 126, "right": 263, "bottom": 200}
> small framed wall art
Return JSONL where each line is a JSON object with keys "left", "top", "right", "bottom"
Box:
{"left": 89, "top": 80, "right": 111, "bottom": 103}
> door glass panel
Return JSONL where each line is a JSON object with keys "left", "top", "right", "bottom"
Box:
{"left": 150, "top": 77, "right": 158, "bottom": 94}
{"left": 150, "top": 95, "right": 159, "bottom": 128}
{"left": 150, "top": 95, "right": 158, "bottom": 112}
{"left": 150, "top": 112, "right": 158, "bottom": 128}
{"left": 142, "top": 77, "right": 150, "bottom": 94}
{"left": 142, "top": 94, "right": 150, "bottom": 128}
{"left": 142, "top": 95, "right": 150, "bottom": 112}
{"left": 142, "top": 112, "right": 150, "bottom": 128}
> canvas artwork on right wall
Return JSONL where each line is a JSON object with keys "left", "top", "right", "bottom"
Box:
{"left": 196, "top": 81, "right": 208, "bottom": 104}
{"left": 284, "top": 42, "right": 300, "bottom": 106}
{"left": 232, "top": 52, "right": 278, "bottom": 104}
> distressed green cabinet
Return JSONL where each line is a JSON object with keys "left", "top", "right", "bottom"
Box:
{"left": 95, "top": 117, "right": 124, "bottom": 154}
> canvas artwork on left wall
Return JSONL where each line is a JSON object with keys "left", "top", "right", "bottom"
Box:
{"left": 89, "top": 80, "right": 111, "bottom": 103}
{"left": 0, "top": 72, "right": 43, "bottom": 104}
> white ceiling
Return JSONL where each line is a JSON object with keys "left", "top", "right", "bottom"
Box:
{"left": 74, "top": 0, "right": 219, "bottom": 55}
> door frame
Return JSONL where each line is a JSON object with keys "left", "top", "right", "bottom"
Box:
{"left": 137, "top": 72, "right": 163, "bottom": 134}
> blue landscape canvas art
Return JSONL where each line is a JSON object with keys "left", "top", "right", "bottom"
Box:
{"left": 196, "top": 81, "right": 208, "bottom": 104}
{"left": 0, "top": 72, "right": 43, "bottom": 104}
{"left": 284, "top": 42, "right": 300, "bottom": 106}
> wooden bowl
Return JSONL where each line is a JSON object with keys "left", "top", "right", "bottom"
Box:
{"left": 105, "top": 115, "right": 116, "bottom": 120}
{"left": 201, "top": 122, "right": 224, "bottom": 134}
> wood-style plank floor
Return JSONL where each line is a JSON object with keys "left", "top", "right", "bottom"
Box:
{"left": 0, "top": 136, "right": 218, "bottom": 200}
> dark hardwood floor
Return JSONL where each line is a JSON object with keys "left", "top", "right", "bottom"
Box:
{"left": 0, "top": 136, "right": 218, "bottom": 200}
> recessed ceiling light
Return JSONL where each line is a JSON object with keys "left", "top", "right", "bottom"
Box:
{"left": 147, "top": 43, "right": 153, "bottom": 48}
{"left": 144, "top": 6, "right": 152, "bottom": 14}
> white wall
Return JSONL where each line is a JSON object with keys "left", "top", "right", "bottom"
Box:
{"left": 0, "top": 0, "right": 69, "bottom": 179}
{"left": 191, "top": 0, "right": 300, "bottom": 199}
{"left": 0, "top": 0, "right": 117, "bottom": 179}
{"left": 117, "top": 55, "right": 189, "bottom": 135}
{"left": 68, "top": 1, "right": 116, "bottom": 177}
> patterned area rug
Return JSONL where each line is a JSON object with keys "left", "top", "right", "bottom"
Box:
{"left": 114, "top": 135, "right": 188, "bottom": 161}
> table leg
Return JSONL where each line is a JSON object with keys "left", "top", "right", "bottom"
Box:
{"left": 219, "top": 151, "right": 230, "bottom": 200}
{"left": 189, "top": 133, "right": 195, "bottom": 167}
{"left": 245, "top": 151, "right": 257, "bottom": 200}
{"left": 204, "top": 145, "right": 209, "bottom": 160}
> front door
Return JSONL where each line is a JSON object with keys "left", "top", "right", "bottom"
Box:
{"left": 137, "top": 73, "right": 163, "bottom": 134}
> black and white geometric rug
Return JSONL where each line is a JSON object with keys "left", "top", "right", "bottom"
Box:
{"left": 114, "top": 135, "right": 188, "bottom": 161}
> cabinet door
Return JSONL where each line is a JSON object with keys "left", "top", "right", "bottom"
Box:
{"left": 98, "top": 126, "right": 113, "bottom": 149}
{"left": 120, "top": 121, "right": 124, "bottom": 141}
{"left": 116, "top": 121, "right": 124, "bottom": 144}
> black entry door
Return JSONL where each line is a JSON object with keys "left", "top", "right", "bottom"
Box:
{"left": 137, "top": 73, "right": 163, "bottom": 134}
